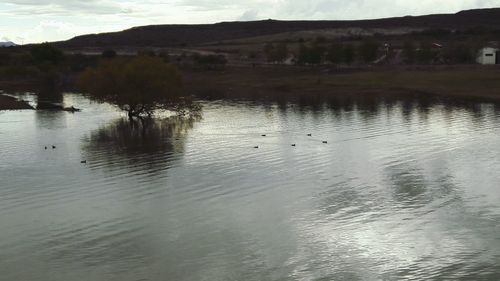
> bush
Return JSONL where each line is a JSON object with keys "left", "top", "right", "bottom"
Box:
{"left": 358, "top": 40, "right": 380, "bottom": 63}
{"left": 193, "top": 54, "right": 227, "bottom": 69}
{"left": 315, "top": 36, "right": 328, "bottom": 44}
{"left": 0, "top": 65, "right": 40, "bottom": 79}
{"left": 65, "top": 53, "right": 98, "bottom": 72}
{"left": 326, "top": 43, "right": 355, "bottom": 64}
{"left": 263, "top": 43, "right": 288, "bottom": 63}
{"left": 343, "top": 44, "right": 355, "bottom": 64}
{"left": 137, "top": 49, "right": 156, "bottom": 57}
{"left": 442, "top": 44, "right": 476, "bottom": 64}
{"left": 30, "top": 43, "right": 64, "bottom": 64}
{"left": 416, "top": 42, "right": 435, "bottom": 64}
{"left": 158, "top": 51, "right": 170, "bottom": 63}
{"left": 298, "top": 43, "right": 323, "bottom": 65}
{"left": 326, "top": 43, "right": 344, "bottom": 64}
{"left": 402, "top": 41, "right": 416, "bottom": 64}
{"left": 102, "top": 49, "right": 117, "bottom": 58}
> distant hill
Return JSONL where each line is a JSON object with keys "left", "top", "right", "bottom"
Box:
{"left": 58, "top": 8, "right": 500, "bottom": 48}
{"left": 0, "top": 41, "right": 17, "bottom": 47}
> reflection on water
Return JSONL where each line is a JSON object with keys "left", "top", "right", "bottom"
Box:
{"left": 1, "top": 93, "right": 500, "bottom": 280}
{"left": 82, "top": 117, "right": 196, "bottom": 177}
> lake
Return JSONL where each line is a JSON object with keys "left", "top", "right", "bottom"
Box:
{"left": 1, "top": 93, "right": 500, "bottom": 280}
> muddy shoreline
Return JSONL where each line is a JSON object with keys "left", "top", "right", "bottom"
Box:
{"left": 0, "top": 94, "right": 34, "bottom": 110}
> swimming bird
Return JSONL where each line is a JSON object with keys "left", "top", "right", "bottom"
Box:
{"left": 44, "top": 146, "right": 47, "bottom": 150}
{"left": 323, "top": 141, "right": 328, "bottom": 144}
{"left": 292, "top": 144, "right": 296, "bottom": 147}
{"left": 52, "top": 145, "right": 56, "bottom": 149}
{"left": 81, "top": 160, "right": 87, "bottom": 164}
{"left": 254, "top": 146, "right": 259, "bottom": 149}
{"left": 261, "top": 134, "right": 267, "bottom": 137}
{"left": 307, "top": 134, "right": 312, "bottom": 137}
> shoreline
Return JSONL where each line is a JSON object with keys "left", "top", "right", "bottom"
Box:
{"left": 0, "top": 94, "right": 34, "bottom": 110}
{"left": 184, "top": 65, "right": 500, "bottom": 103}
{"left": 2, "top": 65, "right": 500, "bottom": 109}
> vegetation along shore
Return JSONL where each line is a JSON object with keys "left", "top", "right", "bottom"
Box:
{"left": 2, "top": 8, "right": 500, "bottom": 111}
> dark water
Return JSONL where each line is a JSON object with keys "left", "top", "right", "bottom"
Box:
{"left": 1, "top": 93, "right": 500, "bottom": 281}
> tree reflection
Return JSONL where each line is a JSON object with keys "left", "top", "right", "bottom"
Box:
{"left": 34, "top": 87, "right": 66, "bottom": 129}
{"left": 81, "top": 117, "right": 198, "bottom": 175}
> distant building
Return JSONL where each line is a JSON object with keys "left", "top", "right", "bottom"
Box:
{"left": 477, "top": 47, "right": 499, "bottom": 65}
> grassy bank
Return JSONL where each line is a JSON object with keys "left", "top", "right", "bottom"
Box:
{"left": 184, "top": 65, "right": 500, "bottom": 102}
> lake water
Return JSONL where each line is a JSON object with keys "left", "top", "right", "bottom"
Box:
{"left": 1, "top": 93, "right": 500, "bottom": 281}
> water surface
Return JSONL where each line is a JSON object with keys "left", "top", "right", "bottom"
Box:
{"left": 1, "top": 93, "right": 500, "bottom": 280}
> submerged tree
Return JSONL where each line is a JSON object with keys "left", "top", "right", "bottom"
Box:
{"left": 78, "top": 56, "right": 200, "bottom": 119}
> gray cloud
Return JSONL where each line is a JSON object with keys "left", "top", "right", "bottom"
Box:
{"left": 1, "top": 0, "right": 500, "bottom": 43}
{"left": 238, "top": 9, "right": 259, "bottom": 21}
{"left": 2, "top": 0, "right": 134, "bottom": 15}
{"left": 4, "top": 0, "right": 500, "bottom": 19}
{"left": 178, "top": 0, "right": 500, "bottom": 20}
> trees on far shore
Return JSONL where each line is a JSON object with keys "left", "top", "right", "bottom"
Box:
{"left": 297, "top": 43, "right": 323, "bottom": 65}
{"left": 326, "top": 43, "right": 355, "bottom": 64}
{"left": 263, "top": 43, "right": 289, "bottom": 63}
{"left": 30, "top": 43, "right": 64, "bottom": 65}
{"left": 290, "top": 39, "right": 480, "bottom": 66}
{"left": 358, "top": 40, "right": 380, "bottom": 63}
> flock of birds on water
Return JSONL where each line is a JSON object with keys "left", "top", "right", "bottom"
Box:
{"left": 44, "top": 145, "right": 87, "bottom": 164}
{"left": 253, "top": 133, "right": 327, "bottom": 149}
{"left": 43, "top": 133, "right": 328, "bottom": 164}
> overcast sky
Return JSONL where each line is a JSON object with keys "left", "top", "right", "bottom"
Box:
{"left": 0, "top": 0, "right": 499, "bottom": 44}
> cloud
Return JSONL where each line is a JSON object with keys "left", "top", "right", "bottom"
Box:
{"left": 238, "top": 9, "right": 259, "bottom": 21}
{"left": 178, "top": 0, "right": 500, "bottom": 19}
{"left": 1, "top": 0, "right": 500, "bottom": 43}
{"left": 4, "top": 0, "right": 500, "bottom": 20}
{"left": 2, "top": 0, "right": 134, "bottom": 16}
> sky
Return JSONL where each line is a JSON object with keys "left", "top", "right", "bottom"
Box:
{"left": 0, "top": 0, "right": 499, "bottom": 44}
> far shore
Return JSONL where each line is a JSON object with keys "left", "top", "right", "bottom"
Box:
{"left": 2, "top": 65, "right": 500, "bottom": 110}
{"left": 184, "top": 65, "right": 500, "bottom": 102}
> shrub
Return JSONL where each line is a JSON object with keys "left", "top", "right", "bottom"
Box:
{"left": 102, "top": 49, "right": 117, "bottom": 58}
{"left": 30, "top": 43, "right": 64, "bottom": 64}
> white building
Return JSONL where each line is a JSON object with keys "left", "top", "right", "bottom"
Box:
{"left": 477, "top": 47, "right": 499, "bottom": 65}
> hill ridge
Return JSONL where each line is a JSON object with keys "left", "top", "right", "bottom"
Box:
{"left": 58, "top": 8, "right": 500, "bottom": 48}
